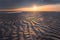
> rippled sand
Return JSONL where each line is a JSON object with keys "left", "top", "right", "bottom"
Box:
{"left": 0, "top": 11, "right": 60, "bottom": 40}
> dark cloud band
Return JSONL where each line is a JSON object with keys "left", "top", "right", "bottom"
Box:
{"left": 0, "top": 0, "right": 60, "bottom": 9}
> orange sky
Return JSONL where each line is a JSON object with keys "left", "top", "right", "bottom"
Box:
{"left": 0, "top": 4, "right": 60, "bottom": 12}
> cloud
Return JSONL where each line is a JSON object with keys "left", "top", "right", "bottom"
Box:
{"left": 0, "top": 0, "right": 60, "bottom": 9}
{"left": 38, "top": 4, "right": 60, "bottom": 11}
{"left": 15, "top": 4, "right": 60, "bottom": 12}
{"left": 42, "top": 0, "right": 60, "bottom": 4}
{"left": 0, "top": 4, "right": 60, "bottom": 12}
{"left": 0, "top": 0, "right": 22, "bottom": 9}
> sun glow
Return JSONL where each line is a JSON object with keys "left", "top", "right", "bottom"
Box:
{"left": 0, "top": 4, "right": 60, "bottom": 12}
{"left": 32, "top": 5, "right": 37, "bottom": 11}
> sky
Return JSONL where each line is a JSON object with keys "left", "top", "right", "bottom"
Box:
{"left": 0, "top": 0, "right": 60, "bottom": 11}
{"left": 17, "top": 4, "right": 60, "bottom": 11}
{"left": 0, "top": 0, "right": 60, "bottom": 9}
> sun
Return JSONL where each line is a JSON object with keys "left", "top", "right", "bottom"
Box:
{"left": 32, "top": 5, "right": 37, "bottom": 11}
